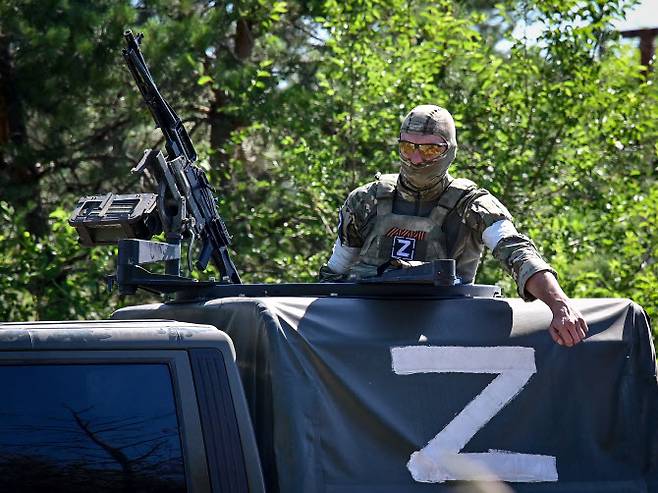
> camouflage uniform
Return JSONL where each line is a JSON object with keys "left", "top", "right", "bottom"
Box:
{"left": 319, "top": 105, "right": 556, "bottom": 300}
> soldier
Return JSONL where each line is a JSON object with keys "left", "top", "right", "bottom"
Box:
{"left": 319, "top": 104, "right": 588, "bottom": 346}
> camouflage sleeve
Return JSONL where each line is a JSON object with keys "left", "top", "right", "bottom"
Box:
{"left": 460, "top": 189, "right": 556, "bottom": 301}
{"left": 318, "top": 182, "right": 378, "bottom": 281}
{"left": 492, "top": 235, "right": 557, "bottom": 301}
{"left": 459, "top": 188, "right": 513, "bottom": 237}
{"left": 337, "top": 181, "right": 378, "bottom": 248}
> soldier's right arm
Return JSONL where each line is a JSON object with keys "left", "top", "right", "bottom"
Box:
{"left": 318, "top": 183, "right": 376, "bottom": 281}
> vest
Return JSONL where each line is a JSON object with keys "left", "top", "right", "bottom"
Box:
{"left": 349, "top": 174, "right": 477, "bottom": 279}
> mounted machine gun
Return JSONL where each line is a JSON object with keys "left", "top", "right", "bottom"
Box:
{"left": 70, "top": 31, "right": 241, "bottom": 294}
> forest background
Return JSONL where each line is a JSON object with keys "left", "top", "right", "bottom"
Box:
{"left": 0, "top": 0, "right": 657, "bottom": 334}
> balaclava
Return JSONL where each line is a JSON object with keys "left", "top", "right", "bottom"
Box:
{"left": 398, "top": 105, "right": 457, "bottom": 198}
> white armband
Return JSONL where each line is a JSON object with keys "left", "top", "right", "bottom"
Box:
{"left": 327, "top": 239, "right": 360, "bottom": 274}
{"left": 482, "top": 219, "right": 519, "bottom": 250}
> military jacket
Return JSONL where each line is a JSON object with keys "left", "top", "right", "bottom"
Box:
{"left": 331, "top": 173, "right": 556, "bottom": 300}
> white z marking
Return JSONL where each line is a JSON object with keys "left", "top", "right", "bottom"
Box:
{"left": 391, "top": 346, "right": 558, "bottom": 483}
{"left": 392, "top": 236, "right": 415, "bottom": 259}
{"left": 396, "top": 238, "right": 412, "bottom": 256}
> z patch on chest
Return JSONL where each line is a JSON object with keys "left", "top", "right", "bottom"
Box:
{"left": 387, "top": 227, "right": 427, "bottom": 260}
{"left": 391, "top": 236, "right": 417, "bottom": 260}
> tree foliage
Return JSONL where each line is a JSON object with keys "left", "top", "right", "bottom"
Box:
{"left": 0, "top": 0, "right": 656, "bottom": 331}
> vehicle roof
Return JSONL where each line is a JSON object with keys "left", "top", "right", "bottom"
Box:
{"left": 0, "top": 319, "right": 234, "bottom": 355}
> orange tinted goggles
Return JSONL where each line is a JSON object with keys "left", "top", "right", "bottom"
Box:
{"left": 399, "top": 140, "right": 449, "bottom": 161}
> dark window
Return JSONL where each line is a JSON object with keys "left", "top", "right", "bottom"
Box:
{"left": 0, "top": 363, "right": 186, "bottom": 493}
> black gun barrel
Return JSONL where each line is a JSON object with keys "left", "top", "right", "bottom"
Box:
{"left": 122, "top": 30, "right": 197, "bottom": 163}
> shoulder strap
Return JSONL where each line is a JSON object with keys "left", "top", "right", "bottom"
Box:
{"left": 437, "top": 178, "right": 477, "bottom": 210}
{"left": 374, "top": 173, "right": 397, "bottom": 215}
{"left": 429, "top": 177, "right": 477, "bottom": 224}
{"left": 375, "top": 173, "right": 398, "bottom": 199}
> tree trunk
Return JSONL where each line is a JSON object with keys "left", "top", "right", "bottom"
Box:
{"left": 0, "top": 33, "right": 48, "bottom": 238}
{"left": 207, "top": 17, "right": 254, "bottom": 193}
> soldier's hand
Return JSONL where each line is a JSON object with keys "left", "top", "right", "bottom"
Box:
{"left": 524, "top": 271, "right": 588, "bottom": 347}
{"left": 548, "top": 301, "right": 588, "bottom": 347}
{"left": 390, "top": 259, "right": 424, "bottom": 269}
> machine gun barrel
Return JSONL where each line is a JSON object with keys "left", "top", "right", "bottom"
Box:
{"left": 122, "top": 30, "right": 197, "bottom": 164}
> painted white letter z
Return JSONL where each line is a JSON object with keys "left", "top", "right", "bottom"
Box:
{"left": 391, "top": 346, "right": 558, "bottom": 483}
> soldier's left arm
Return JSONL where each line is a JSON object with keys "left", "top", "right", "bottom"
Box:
{"left": 462, "top": 190, "right": 587, "bottom": 346}
{"left": 524, "top": 270, "right": 588, "bottom": 346}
